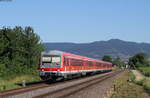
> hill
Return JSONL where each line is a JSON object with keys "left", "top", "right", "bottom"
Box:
{"left": 43, "top": 39, "right": 150, "bottom": 60}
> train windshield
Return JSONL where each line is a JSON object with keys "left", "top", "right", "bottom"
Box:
{"left": 41, "top": 55, "right": 61, "bottom": 68}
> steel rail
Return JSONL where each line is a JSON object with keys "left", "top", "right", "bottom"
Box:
{"left": 34, "top": 70, "right": 123, "bottom": 98}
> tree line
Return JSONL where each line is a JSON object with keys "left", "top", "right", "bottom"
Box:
{"left": 102, "top": 55, "right": 125, "bottom": 68}
{"left": 1, "top": 26, "right": 149, "bottom": 79}
{"left": 102, "top": 52, "right": 150, "bottom": 69}
{"left": 128, "top": 52, "right": 150, "bottom": 69}
{"left": 0, "top": 27, "right": 44, "bottom": 79}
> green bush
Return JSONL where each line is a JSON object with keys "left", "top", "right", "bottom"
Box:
{"left": 128, "top": 71, "right": 136, "bottom": 81}
{"left": 143, "top": 78, "right": 150, "bottom": 94}
{"left": 133, "top": 76, "right": 150, "bottom": 94}
{"left": 139, "top": 67, "right": 150, "bottom": 77}
{"left": 144, "top": 84, "right": 150, "bottom": 94}
{"left": 135, "top": 79, "right": 145, "bottom": 86}
{"left": 130, "top": 70, "right": 150, "bottom": 94}
{"left": 0, "top": 26, "right": 44, "bottom": 80}
{"left": 0, "top": 64, "right": 7, "bottom": 77}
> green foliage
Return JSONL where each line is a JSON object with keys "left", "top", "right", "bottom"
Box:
{"left": 111, "top": 71, "right": 150, "bottom": 98}
{"left": 0, "top": 84, "right": 20, "bottom": 91}
{"left": 128, "top": 71, "right": 136, "bottom": 82}
{"left": 0, "top": 64, "right": 8, "bottom": 77}
{"left": 143, "top": 81, "right": 150, "bottom": 94}
{"left": 134, "top": 77, "right": 150, "bottom": 94}
{"left": 0, "top": 26, "right": 44, "bottom": 79}
{"left": 0, "top": 75, "right": 41, "bottom": 91}
{"left": 131, "top": 70, "right": 150, "bottom": 95}
{"left": 112, "top": 57, "right": 125, "bottom": 68}
{"left": 102, "top": 55, "right": 112, "bottom": 62}
{"left": 139, "top": 67, "right": 150, "bottom": 77}
{"left": 102, "top": 55, "right": 125, "bottom": 68}
{"left": 128, "top": 52, "right": 150, "bottom": 69}
{"left": 134, "top": 78, "right": 145, "bottom": 86}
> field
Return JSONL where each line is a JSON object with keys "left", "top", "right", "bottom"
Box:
{"left": 0, "top": 75, "right": 41, "bottom": 91}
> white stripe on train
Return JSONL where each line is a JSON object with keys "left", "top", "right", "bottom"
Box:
{"left": 40, "top": 68, "right": 112, "bottom": 76}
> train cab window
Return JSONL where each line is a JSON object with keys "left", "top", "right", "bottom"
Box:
{"left": 41, "top": 55, "right": 61, "bottom": 68}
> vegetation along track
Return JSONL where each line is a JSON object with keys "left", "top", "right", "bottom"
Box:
{"left": 0, "top": 82, "right": 49, "bottom": 97}
{"left": 0, "top": 70, "right": 124, "bottom": 98}
{"left": 0, "top": 79, "right": 81, "bottom": 98}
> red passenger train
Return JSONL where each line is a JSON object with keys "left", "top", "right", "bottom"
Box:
{"left": 39, "top": 50, "right": 112, "bottom": 80}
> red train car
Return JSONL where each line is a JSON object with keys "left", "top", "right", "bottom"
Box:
{"left": 39, "top": 50, "right": 112, "bottom": 80}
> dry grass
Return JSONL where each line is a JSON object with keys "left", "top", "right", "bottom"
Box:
{"left": 111, "top": 71, "right": 150, "bottom": 98}
{"left": 112, "top": 66, "right": 120, "bottom": 71}
{"left": 132, "top": 70, "right": 150, "bottom": 94}
{"left": 142, "top": 77, "right": 150, "bottom": 94}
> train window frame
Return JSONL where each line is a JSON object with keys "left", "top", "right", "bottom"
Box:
{"left": 63, "top": 57, "right": 69, "bottom": 66}
{"left": 70, "top": 58, "right": 83, "bottom": 66}
{"left": 41, "top": 55, "right": 61, "bottom": 66}
{"left": 88, "top": 61, "right": 93, "bottom": 66}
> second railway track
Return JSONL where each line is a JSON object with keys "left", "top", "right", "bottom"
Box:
{"left": 0, "top": 70, "right": 124, "bottom": 98}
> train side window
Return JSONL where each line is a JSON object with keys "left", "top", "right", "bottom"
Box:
{"left": 98, "top": 63, "right": 100, "bottom": 66}
{"left": 70, "top": 59, "right": 83, "bottom": 66}
{"left": 96, "top": 62, "right": 99, "bottom": 66}
{"left": 88, "top": 61, "right": 93, "bottom": 66}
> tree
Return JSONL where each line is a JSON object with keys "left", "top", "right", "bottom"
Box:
{"left": 113, "top": 57, "right": 125, "bottom": 68}
{"left": 22, "top": 27, "right": 44, "bottom": 69}
{"left": 102, "top": 55, "right": 112, "bottom": 62}
{"left": 128, "top": 52, "right": 150, "bottom": 69}
{"left": 0, "top": 26, "right": 44, "bottom": 78}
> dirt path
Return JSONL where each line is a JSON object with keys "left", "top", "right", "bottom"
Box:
{"left": 132, "top": 70, "right": 144, "bottom": 81}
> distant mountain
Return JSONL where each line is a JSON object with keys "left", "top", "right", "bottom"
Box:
{"left": 43, "top": 39, "right": 150, "bottom": 60}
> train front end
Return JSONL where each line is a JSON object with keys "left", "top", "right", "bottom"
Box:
{"left": 39, "top": 51, "right": 63, "bottom": 80}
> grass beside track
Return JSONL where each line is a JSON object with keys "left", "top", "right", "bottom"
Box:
{"left": 111, "top": 71, "right": 150, "bottom": 98}
{"left": 112, "top": 66, "right": 120, "bottom": 72}
{"left": 132, "top": 70, "right": 150, "bottom": 95}
{"left": 139, "top": 67, "right": 150, "bottom": 77}
{"left": 0, "top": 75, "right": 41, "bottom": 91}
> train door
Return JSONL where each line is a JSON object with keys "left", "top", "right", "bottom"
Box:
{"left": 68, "top": 58, "right": 72, "bottom": 73}
{"left": 63, "top": 57, "right": 71, "bottom": 79}
{"left": 66, "top": 58, "right": 72, "bottom": 79}
{"left": 64, "top": 57, "right": 69, "bottom": 71}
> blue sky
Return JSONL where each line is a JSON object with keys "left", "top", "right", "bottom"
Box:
{"left": 0, "top": 0, "right": 150, "bottom": 43}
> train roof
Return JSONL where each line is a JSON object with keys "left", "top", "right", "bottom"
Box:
{"left": 41, "top": 50, "right": 112, "bottom": 65}
{"left": 41, "top": 50, "right": 63, "bottom": 55}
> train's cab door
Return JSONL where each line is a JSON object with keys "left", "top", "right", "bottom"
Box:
{"left": 68, "top": 59, "right": 71, "bottom": 72}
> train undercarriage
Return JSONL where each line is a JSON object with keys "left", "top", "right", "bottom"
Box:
{"left": 40, "top": 69, "right": 112, "bottom": 81}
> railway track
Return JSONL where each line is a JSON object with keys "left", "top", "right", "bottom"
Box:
{"left": 0, "top": 78, "right": 80, "bottom": 97}
{"left": 0, "top": 70, "right": 124, "bottom": 98}
{"left": 0, "top": 82, "right": 48, "bottom": 97}
{"left": 34, "top": 70, "right": 123, "bottom": 98}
